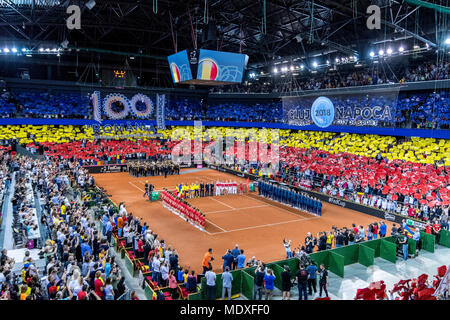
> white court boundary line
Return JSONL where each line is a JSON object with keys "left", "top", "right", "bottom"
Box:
{"left": 209, "top": 217, "right": 307, "bottom": 235}
{"left": 241, "top": 194, "right": 316, "bottom": 219}
{"left": 209, "top": 197, "right": 235, "bottom": 209}
{"left": 129, "top": 175, "right": 319, "bottom": 235}
{"left": 129, "top": 181, "right": 145, "bottom": 192}
{"left": 204, "top": 218, "right": 228, "bottom": 233}
{"left": 204, "top": 204, "right": 269, "bottom": 214}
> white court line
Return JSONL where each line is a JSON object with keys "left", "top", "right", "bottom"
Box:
{"left": 242, "top": 194, "right": 317, "bottom": 219}
{"left": 205, "top": 218, "right": 228, "bottom": 233}
{"left": 209, "top": 217, "right": 308, "bottom": 235}
{"left": 204, "top": 204, "right": 269, "bottom": 214}
{"left": 129, "top": 181, "right": 145, "bottom": 192}
{"left": 210, "top": 197, "right": 235, "bottom": 209}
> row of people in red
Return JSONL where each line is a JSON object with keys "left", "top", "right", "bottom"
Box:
{"left": 161, "top": 190, "right": 206, "bottom": 230}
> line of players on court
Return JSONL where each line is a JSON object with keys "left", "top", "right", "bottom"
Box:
{"left": 176, "top": 180, "right": 246, "bottom": 199}
{"left": 161, "top": 189, "right": 206, "bottom": 231}
{"left": 258, "top": 180, "right": 322, "bottom": 216}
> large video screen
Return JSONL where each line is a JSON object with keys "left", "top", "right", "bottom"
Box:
{"left": 167, "top": 50, "right": 193, "bottom": 83}
{"left": 196, "top": 49, "right": 248, "bottom": 83}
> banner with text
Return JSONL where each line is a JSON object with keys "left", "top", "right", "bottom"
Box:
{"left": 282, "top": 86, "right": 401, "bottom": 128}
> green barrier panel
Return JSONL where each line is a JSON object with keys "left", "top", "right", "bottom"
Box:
{"left": 200, "top": 277, "right": 206, "bottom": 300}
{"left": 201, "top": 270, "right": 243, "bottom": 300}
{"left": 241, "top": 271, "right": 254, "bottom": 300}
{"left": 249, "top": 183, "right": 254, "bottom": 192}
{"left": 213, "top": 273, "right": 222, "bottom": 300}
{"left": 125, "top": 254, "right": 134, "bottom": 276}
{"left": 331, "top": 244, "right": 359, "bottom": 266}
{"left": 420, "top": 231, "right": 435, "bottom": 253}
{"left": 360, "top": 239, "right": 381, "bottom": 257}
{"left": 230, "top": 270, "right": 242, "bottom": 296}
{"left": 187, "top": 292, "right": 202, "bottom": 300}
{"left": 328, "top": 251, "right": 344, "bottom": 278}
{"left": 144, "top": 282, "right": 155, "bottom": 300}
{"left": 243, "top": 266, "right": 257, "bottom": 277}
{"left": 408, "top": 238, "right": 417, "bottom": 256}
{"left": 439, "top": 229, "right": 450, "bottom": 248}
{"left": 151, "top": 191, "right": 159, "bottom": 201}
{"left": 310, "top": 250, "right": 329, "bottom": 269}
{"left": 358, "top": 244, "right": 375, "bottom": 267}
{"left": 380, "top": 239, "right": 397, "bottom": 263}
{"left": 383, "top": 236, "right": 397, "bottom": 244}
{"left": 270, "top": 264, "right": 285, "bottom": 291}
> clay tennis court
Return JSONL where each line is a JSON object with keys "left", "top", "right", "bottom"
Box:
{"left": 93, "top": 168, "right": 394, "bottom": 272}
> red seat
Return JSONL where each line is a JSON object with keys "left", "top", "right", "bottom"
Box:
{"left": 437, "top": 265, "right": 447, "bottom": 277}
{"left": 146, "top": 276, "right": 152, "bottom": 282}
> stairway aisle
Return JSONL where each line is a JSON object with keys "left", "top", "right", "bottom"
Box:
{"left": 0, "top": 171, "right": 16, "bottom": 250}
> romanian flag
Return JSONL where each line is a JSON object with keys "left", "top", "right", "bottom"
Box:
{"left": 171, "top": 63, "right": 181, "bottom": 83}
{"left": 404, "top": 225, "right": 414, "bottom": 238}
{"left": 199, "top": 58, "right": 219, "bottom": 80}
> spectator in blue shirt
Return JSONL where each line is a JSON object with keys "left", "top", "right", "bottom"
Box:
{"left": 104, "top": 257, "right": 112, "bottom": 278}
{"left": 80, "top": 240, "right": 92, "bottom": 258}
{"left": 306, "top": 262, "right": 318, "bottom": 296}
{"left": 231, "top": 244, "right": 240, "bottom": 270}
{"left": 101, "top": 214, "right": 109, "bottom": 236}
{"left": 221, "top": 267, "right": 234, "bottom": 300}
{"left": 264, "top": 269, "right": 276, "bottom": 300}
{"left": 236, "top": 250, "right": 246, "bottom": 269}
{"left": 222, "top": 249, "right": 234, "bottom": 272}
{"left": 105, "top": 220, "right": 113, "bottom": 244}
{"left": 379, "top": 221, "right": 387, "bottom": 238}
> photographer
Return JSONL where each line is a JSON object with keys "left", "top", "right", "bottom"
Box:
{"left": 110, "top": 264, "right": 122, "bottom": 297}
{"left": 254, "top": 262, "right": 265, "bottom": 300}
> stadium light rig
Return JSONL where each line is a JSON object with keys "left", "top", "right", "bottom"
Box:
{"left": 446, "top": 38, "right": 450, "bottom": 45}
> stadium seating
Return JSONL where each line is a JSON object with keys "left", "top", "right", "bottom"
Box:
{"left": 0, "top": 89, "right": 448, "bottom": 128}
{"left": 13, "top": 91, "right": 91, "bottom": 118}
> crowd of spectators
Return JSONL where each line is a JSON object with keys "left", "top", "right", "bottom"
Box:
{"left": 232, "top": 143, "right": 449, "bottom": 224}
{"left": 0, "top": 156, "right": 144, "bottom": 300}
{"left": 0, "top": 61, "right": 449, "bottom": 129}
{"left": 212, "top": 62, "right": 450, "bottom": 94}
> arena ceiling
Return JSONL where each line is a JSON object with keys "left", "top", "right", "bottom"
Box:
{"left": 0, "top": 0, "right": 447, "bottom": 85}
